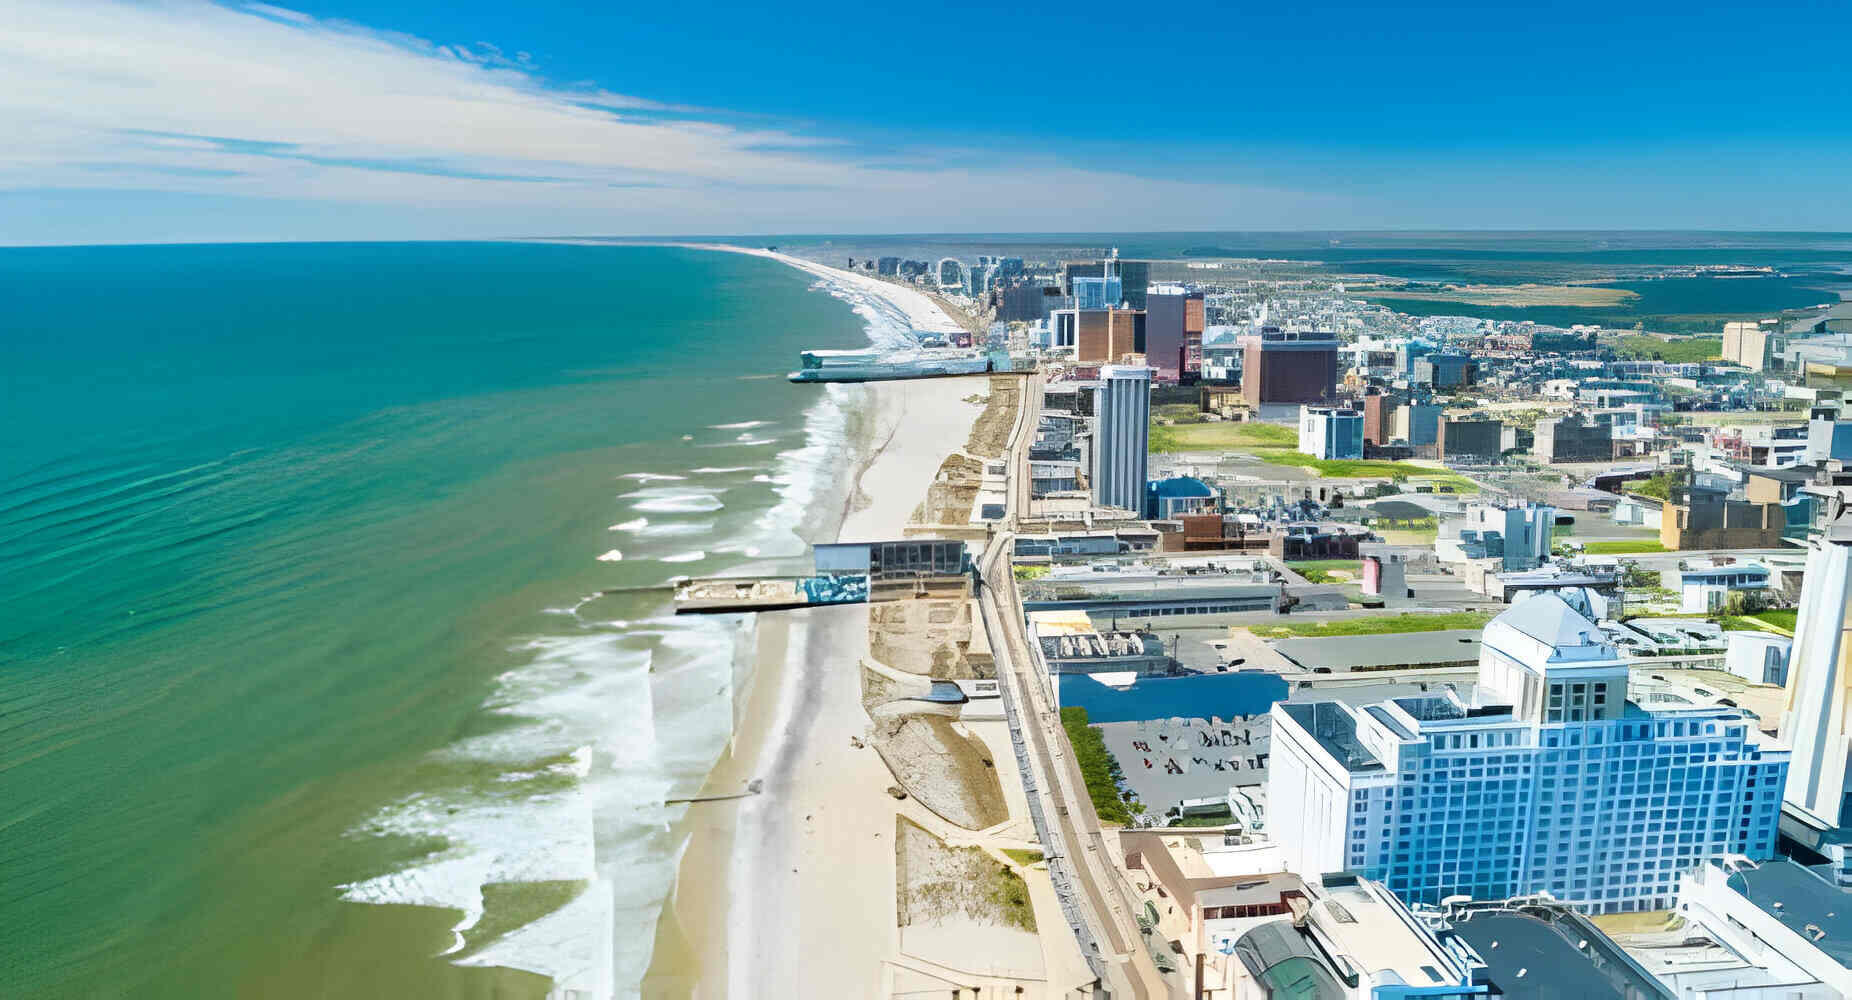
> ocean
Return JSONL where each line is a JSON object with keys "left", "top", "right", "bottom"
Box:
{"left": 0, "top": 242, "right": 901, "bottom": 997}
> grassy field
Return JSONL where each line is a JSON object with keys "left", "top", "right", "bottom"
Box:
{"left": 1058, "top": 706, "right": 1134, "bottom": 826}
{"left": 1247, "top": 611, "right": 1495, "bottom": 639}
{"left": 1608, "top": 334, "right": 1722, "bottom": 364}
{"left": 1719, "top": 609, "right": 1798, "bottom": 634}
{"left": 1001, "top": 848, "right": 1045, "bottom": 867}
{"left": 1288, "top": 559, "right": 1361, "bottom": 585}
{"left": 1147, "top": 419, "right": 1480, "bottom": 491}
{"left": 1582, "top": 540, "right": 1668, "bottom": 555}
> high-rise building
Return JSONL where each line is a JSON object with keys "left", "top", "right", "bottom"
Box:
{"left": 1780, "top": 511, "right": 1852, "bottom": 829}
{"left": 1297, "top": 405, "right": 1363, "bottom": 460}
{"left": 1240, "top": 329, "right": 1338, "bottom": 413}
{"left": 1723, "top": 321, "right": 1772, "bottom": 371}
{"left": 1144, "top": 285, "right": 1205, "bottom": 382}
{"left": 1063, "top": 259, "right": 1150, "bottom": 309}
{"left": 1436, "top": 416, "right": 1503, "bottom": 461}
{"left": 1362, "top": 389, "right": 1402, "bottom": 446}
{"left": 876, "top": 256, "right": 900, "bottom": 276}
{"left": 1269, "top": 594, "right": 1789, "bottom": 914}
{"left": 998, "top": 283, "right": 1062, "bottom": 324}
{"left": 1413, "top": 353, "right": 1475, "bottom": 389}
{"left": 1073, "top": 308, "right": 1144, "bottom": 364}
{"left": 1071, "top": 275, "right": 1123, "bottom": 310}
{"left": 1090, "top": 365, "right": 1150, "bottom": 513}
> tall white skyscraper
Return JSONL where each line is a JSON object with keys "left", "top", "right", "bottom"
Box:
{"left": 1779, "top": 510, "right": 1852, "bottom": 828}
{"left": 1090, "top": 364, "right": 1149, "bottom": 514}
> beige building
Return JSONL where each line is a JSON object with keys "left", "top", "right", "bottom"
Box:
{"left": 1723, "top": 321, "right": 1772, "bottom": 370}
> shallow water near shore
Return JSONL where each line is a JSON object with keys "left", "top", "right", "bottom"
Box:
{"left": 0, "top": 242, "right": 881, "bottom": 997}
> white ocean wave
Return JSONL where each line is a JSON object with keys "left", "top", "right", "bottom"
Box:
{"left": 685, "top": 466, "right": 755, "bottom": 474}
{"left": 707, "top": 420, "right": 770, "bottom": 430}
{"left": 632, "top": 520, "right": 713, "bottom": 538}
{"left": 340, "top": 619, "right": 742, "bottom": 997}
{"left": 596, "top": 549, "right": 623, "bottom": 562}
{"left": 618, "top": 472, "right": 686, "bottom": 482}
{"left": 338, "top": 252, "right": 894, "bottom": 999}
{"left": 658, "top": 550, "right": 705, "bottom": 564}
{"left": 630, "top": 493, "right": 724, "bottom": 514}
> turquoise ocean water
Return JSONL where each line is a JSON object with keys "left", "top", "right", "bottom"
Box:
{"left": 0, "top": 243, "right": 887, "bottom": 997}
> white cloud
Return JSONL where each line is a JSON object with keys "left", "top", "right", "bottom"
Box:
{"left": 0, "top": 0, "right": 1337, "bottom": 240}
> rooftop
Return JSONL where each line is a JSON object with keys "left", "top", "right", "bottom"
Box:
{"left": 1449, "top": 905, "right": 1674, "bottom": 1000}
{"left": 1727, "top": 859, "right": 1852, "bottom": 968}
{"left": 1270, "top": 630, "right": 1483, "bottom": 672}
{"left": 1278, "top": 702, "right": 1382, "bottom": 772}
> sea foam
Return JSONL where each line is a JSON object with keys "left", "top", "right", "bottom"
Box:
{"left": 337, "top": 252, "right": 888, "bottom": 999}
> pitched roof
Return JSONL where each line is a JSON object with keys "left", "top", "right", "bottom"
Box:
{"left": 1495, "top": 593, "right": 1602, "bottom": 649}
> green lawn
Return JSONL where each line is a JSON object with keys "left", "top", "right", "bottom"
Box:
{"left": 1002, "top": 848, "right": 1045, "bottom": 867}
{"left": 1289, "top": 559, "right": 1360, "bottom": 585}
{"left": 1287, "top": 559, "right": 1363, "bottom": 572}
{"left": 1058, "top": 706, "right": 1134, "bottom": 826}
{"left": 1247, "top": 611, "right": 1494, "bottom": 639}
{"left": 1582, "top": 540, "right": 1668, "bottom": 555}
{"left": 1167, "top": 811, "right": 1236, "bottom": 828}
{"left": 1147, "top": 419, "right": 1480, "bottom": 491}
{"left": 1608, "top": 334, "right": 1722, "bottom": 364}
{"left": 1719, "top": 609, "right": 1799, "bottom": 634}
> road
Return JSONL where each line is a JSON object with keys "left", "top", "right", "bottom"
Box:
{"left": 976, "top": 372, "right": 1172, "bottom": 1000}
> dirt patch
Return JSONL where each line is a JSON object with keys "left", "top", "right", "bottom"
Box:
{"left": 917, "top": 452, "right": 985, "bottom": 525}
{"left": 868, "top": 599, "right": 986, "bottom": 679}
{"left": 896, "top": 818, "right": 1035, "bottom": 932}
{"left": 873, "top": 715, "right": 1008, "bottom": 830}
{"left": 965, "top": 377, "right": 1019, "bottom": 458}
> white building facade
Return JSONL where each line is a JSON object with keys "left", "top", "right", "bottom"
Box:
{"left": 1090, "top": 364, "right": 1150, "bottom": 513}
{"left": 1269, "top": 595, "right": 1789, "bottom": 914}
{"left": 1298, "top": 405, "right": 1364, "bottom": 460}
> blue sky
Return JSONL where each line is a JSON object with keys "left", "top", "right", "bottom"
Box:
{"left": 1, "top": 0, "right": 1848, "bottom": 244}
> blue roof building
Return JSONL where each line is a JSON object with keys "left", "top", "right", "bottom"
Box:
{"left": 1269, "top": 594, "right": 1789, "bottom": 914}
{"left": 1143, "top": 475, "right": 1219, "bottom": 520}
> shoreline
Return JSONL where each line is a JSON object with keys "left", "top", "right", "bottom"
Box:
{"left": 641, "top": 250, "right": 989, "bottom": 997}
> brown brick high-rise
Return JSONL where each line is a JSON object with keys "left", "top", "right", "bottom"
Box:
{"left": 1241, "top": 330, "right": 1338, "bottom": 408}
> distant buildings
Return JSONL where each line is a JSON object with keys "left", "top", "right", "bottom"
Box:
{"left": 1437, "top": 501, "right": 1554, "bottom": 571}
{"left": 1436, "top": 417, "right": 1502, "bottom": 461}
{"left": 1679, "top": 559, "right": 1771, "bottom": 613}
{"left": 1298, "top": 405, "right": 1364, "bottom": 460}
{"left": 1269, "top": 594, "right": 1789, "bottom": 913}
{"left": 1063, "top": 258, "right": 1150, "bottom": 309}
{"left": 1722, "top": 320, "right": 1773, "bottom": 370}
{"left": 1414, "top": 352, "right": 1475, "bottom": 389}
{"left": 1069, "top": 307, "right": 1145, "bottom": 364}
{"left": 1144, "top": 284, "right": 1204, "bottom": 382}
{"left": 1360, "top": 389, "right": 1400, "bottom": 446}
{"left": 1807, "top": 406, "right": 1852, "bottom": 464}
{"left": 1240, "top": 329, "right": 1339, "bottom": 415}
{"left": 1399, "top": 403, "right": 1443, "bottom": 451}
{"left": 1091, "top": 364, "right": 1150, "bottom": 513}
{"left": 996, "top": 282, "right": 1061, "bottom": 323}
{"left": 1661, "top": 484, "right": 1785, "bottom": 551}
{"left": 1534, "top": 414, "right": 1615, "bottom": 463}
{"left": 1071, "top": 274, "right": 1123, "bottom": 310}
{"left": 1143, "top": 474, "right": 1219, "bottom": 520}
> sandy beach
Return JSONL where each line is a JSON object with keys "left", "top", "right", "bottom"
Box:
{"left": 642, "top": 249, "right": 991, "bottom": 998}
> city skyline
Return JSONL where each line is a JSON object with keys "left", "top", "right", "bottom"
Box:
{"left": 4, "top": 0, "right": 1852, "bottom": 245}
